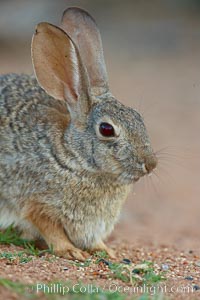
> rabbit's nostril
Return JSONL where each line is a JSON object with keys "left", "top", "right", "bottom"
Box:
{"left": 144, "top": 154, "right": 157, "bottom": 174}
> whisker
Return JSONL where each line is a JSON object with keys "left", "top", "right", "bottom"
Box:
{"left": 156, "top": 152, "right": 183, "bottom": 158}
{"left": 152, "top": 170, "right": 160, "bottom": 181}
{"left": 158, "top": 157, "right": 191, "bottom": 171}
{"left": 156, "top": 154, "right": 188, "bottom": 161}
{"left": 146, "top": 173, "right": 161, "bottom": 199}
{"left": 155, "top": 146, "right": 173, "bottom": 154}
{"left": 156, "top": 145, "right": 196, "bottom": 160}
{"left": 155, "top": 166, "right": 178, "bottom": 187}
{"left": 152, "top": 170, "right": 168, "bottom": 189}
{"left": 142, "top": 173, "right": 150, "bottom": 198}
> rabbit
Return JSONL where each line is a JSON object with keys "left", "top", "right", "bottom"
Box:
{"left": 0, "top": 7, "right": 157, "bottom": 261}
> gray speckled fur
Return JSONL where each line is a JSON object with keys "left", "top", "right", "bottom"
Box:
{"left": 0, "top": 11, "right": 157, "bottom": 253}
{"left": 0, "top": 73, "right": 155, "bottom": 250}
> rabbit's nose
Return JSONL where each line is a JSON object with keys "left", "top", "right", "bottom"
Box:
{"left": 143, "top": 154, "right": 157, "bottom": 174}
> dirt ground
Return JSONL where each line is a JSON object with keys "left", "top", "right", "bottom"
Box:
{"left": 1, "top": 1, "right": 200, "bottom": 299}
{"left": 0, "top": 241, "right": 200, "bottom": 300}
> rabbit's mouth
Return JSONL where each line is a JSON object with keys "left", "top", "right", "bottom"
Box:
{"left": 133, "top": 160, "right": 156, "bottom": 182}
{"left": 119, "top": 163, "right": 156, "bottom": 184}
{"left": 133, "top": 174, "right": 149, "bottom": 182}
{"left": 133, "top": 172, "right": 146, "bottom": 182}
{"left": 133, "top": 176, "right": 140, "bottom": 182}
{"left": 117, "top": 172, "right": 144, "bottom": 184}
{"left": 133, "top": 163, "right": 147, "bottom": 182}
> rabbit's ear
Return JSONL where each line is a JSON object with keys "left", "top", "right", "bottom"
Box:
{"left": 31, "top": 22, "right": 90, "bottom": 120}
{"left": 61, "top": 7, "right": 109, "bottom": 98}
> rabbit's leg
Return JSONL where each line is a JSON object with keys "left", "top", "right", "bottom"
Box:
{"left": 24, "top": 201, "right": 89, "bottom": 261}
{"left": 90, "top": 240, "right": 116, "bottom": 259}
{"left": 31, "top": 218, "right": 89, "bottom": 261}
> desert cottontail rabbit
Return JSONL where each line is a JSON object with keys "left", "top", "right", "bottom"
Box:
{"left": 0, "top": 7, "right": 157, "bottom": 260}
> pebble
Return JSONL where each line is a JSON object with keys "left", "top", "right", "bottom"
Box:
{"left": 162, "top": 264, "right": 169, "bottom": 271}
{"left": 98, "top": 258, "right": 111, "bottom": 266}
{"left": 132, "top": 268, "right": 140, "bottom": 274}
{"left": 185, "top": 276, "right": 193, "bottom": 281}
{"left": 121, "top": 258, "right": 131, "bottom": 265}
{"left": 195, "top": 262, "right": 200, "bottom": 267}
{"left": 193, "top": 285, "right": 200, "bottom": 291}
{"left": 63, "top": 267, "right": 69, "bottom": 271}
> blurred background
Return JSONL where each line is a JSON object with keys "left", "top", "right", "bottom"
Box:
{"left": 1, "top": 0, "right": 200, "bottom": 250}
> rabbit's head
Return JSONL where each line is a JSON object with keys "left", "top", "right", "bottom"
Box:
{"left": 32, "top": 7, "right": 157, "bottom": 184}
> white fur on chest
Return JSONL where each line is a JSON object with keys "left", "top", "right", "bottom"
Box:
{"left": 71, "top": 185, "right": 130, "bottom": 249}
{"left": 85, "top": 219, "right": 106, "bottom": 246}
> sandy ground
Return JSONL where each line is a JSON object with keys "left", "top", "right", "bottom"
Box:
{"left": 1, "top": 1, "right": 200, "bottom": 299}
{"left": 0, "top": 241, "right": 200, "bottom": 300}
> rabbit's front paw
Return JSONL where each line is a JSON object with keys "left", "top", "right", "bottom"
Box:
{"left": 104, "top": 247, "right": 116, "bottom": 259}
{"left": 55, "top": 247, "right": 90, "bottom": 261}
{"left": 90, "top": 241, "right": 116, "bottom": 259}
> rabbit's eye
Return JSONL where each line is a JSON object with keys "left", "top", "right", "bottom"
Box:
{"left": 99, "top": 122, "right": 115, "bottom": 137}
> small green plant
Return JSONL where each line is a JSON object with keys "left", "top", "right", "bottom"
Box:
{"left": 69, "top": 250, "right": 109, "bottom": 268}
{"left": 94, "top": 250, "right": 109, "bottom": 259}
{"left": 0, "top": 225, "right": 32, "bottom": 247}
{"left": 95, "top": 260, "right": 166, "bottom": 285}
{"left": 24, "top": 242, "right": 53, "bottom": 256}
{"left": 0, "top": 251, "right": 32, "bottom": 263}
{"left": 137, "top": 295, "right": 166, "bottom": 300}
{"left": 109, "top": 262, "right": 130, "bottom": 283}
{"left": 70, "top": 258, "right": 92, "bottom": 268}
{"left": 0, "top": 278, "right": 30, "bottom": 294}
{"left": 0, "top": 225, "right": 53, "bottom": 259}
{"left": 132, "top": 261, "right": 166, "bottom": 285}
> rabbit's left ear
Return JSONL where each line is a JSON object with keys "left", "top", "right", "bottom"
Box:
{"left": 61, "top": 7, "right": 110, "bottom": 99}
{"left": 31, "top": 22, "right": 91, "bottom": 121}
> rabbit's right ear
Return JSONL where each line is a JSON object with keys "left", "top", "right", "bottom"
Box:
{"left": 31, "top": 22, "right": 90, "bottom": 121}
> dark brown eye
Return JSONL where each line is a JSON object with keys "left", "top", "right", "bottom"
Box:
{"left": 99, "top": 122, "right": 115, "bottom": 137}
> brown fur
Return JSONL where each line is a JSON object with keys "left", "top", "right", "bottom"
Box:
{"left": 0, "top": 8, "right": 157, "bottom": 261}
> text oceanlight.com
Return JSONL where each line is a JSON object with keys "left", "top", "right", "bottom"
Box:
{"left": 35, "top": 283, "right": 195, "bottom": 296}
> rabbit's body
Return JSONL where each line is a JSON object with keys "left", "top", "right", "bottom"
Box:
{"left": 0, "top": 74, "right": 129, "bottom": 250}
{"left": 0, "top": 8, "right": 157, "bottom": 260}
